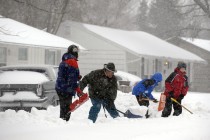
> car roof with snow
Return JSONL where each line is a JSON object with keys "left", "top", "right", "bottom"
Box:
{"left": 0, "top": 65, "right": 58, "bottom": 80}
{"left": 0, "top": 71, "right": 49, "bottom": 84}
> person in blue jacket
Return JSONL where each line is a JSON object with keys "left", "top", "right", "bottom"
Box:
{"left": 55, "top": 45, "right": 83, "bottom": 121}
{"left": 132, "top": 73, "right": 162, "bottom": 117}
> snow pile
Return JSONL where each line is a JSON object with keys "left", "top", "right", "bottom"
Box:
{"left": 0, "top": 91, "right": 40, "bottom": 102}
{"left": 0, "top": 91, "right": 210, "bottom": 140}
{"left": 115, "top": 70, "right": 141, "bottom": 86}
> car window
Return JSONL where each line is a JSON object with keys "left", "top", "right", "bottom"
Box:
{"left": 53, "top": 67, "right": 58, "bottom": 78}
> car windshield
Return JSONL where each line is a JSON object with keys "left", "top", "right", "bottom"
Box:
{"left": 53, "top": 67, "right": 58, "bottom": 78}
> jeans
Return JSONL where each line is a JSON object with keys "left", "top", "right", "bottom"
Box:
{"left": 88, "top": 98, "right": 119, "bottom": 123}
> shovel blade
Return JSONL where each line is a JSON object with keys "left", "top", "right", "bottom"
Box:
{"left": 124, "top": 110, "right": 143, "bottom": 118}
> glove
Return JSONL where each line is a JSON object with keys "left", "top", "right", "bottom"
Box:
{"left": 75, "top": 87, "right": 84, "bottom": 97}
{"left": 77, "top": 92, "right": 85, "bottom": 97}
{"left": 78, "top": 75, "right": 82, "bottom": 80}
{"left": 179, "top": 94, "right": 184, "bottom": 100}
{"left": 153, "top": 99, "right": 158, "bottom": 103}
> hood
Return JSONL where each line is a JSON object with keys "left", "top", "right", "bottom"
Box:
{"left": 62, "top": 53, "right": 77, "bottom": 61}
{"left": 151, "top": 72, "right": 162, "bottom": 82}
{"left": 174, "top": 67, "right": 186, "bottom": 75}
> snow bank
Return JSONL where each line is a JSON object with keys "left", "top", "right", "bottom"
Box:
{"left": 0, "top": 91, "right": 210, "bottom": 140}
{"left": 115, "top": 70, "right": 141, "bottom": 86}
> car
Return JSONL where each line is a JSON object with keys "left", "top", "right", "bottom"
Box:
{"left": 0, "top": 65, "right": 59, "bottom": 111}
{"left": 115, "top": 71, "right": 141, "bottom": 93}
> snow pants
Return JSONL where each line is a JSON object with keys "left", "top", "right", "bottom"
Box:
{"left": 161, "top": 97, "right": 182, "bottom": 117}
{"left": 57, "top": 91, "right": 73, "bottom": 121}
{"left": 136, "top": 95, "right": 150, "bottom": 118}
{"left": 136, "top": 95, "right": 149, "bottom": 107}
{"left": 88, "top": 98, "right": 119, "bottom": 123}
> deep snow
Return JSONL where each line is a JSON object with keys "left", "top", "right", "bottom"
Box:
{"left": 0, "top": 91, "right": 210, "bottom": 140}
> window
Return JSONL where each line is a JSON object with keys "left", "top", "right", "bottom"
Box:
{"left": 18, "top": 48, "right": 28, "bottom": 60}
{"left": 0, "top": 47, "right": 7, "bottom": 66}
{"left": 45, "top": 49, "right": 56, "bottom": 65}
{"left": 155, "top": 59, "right": 162, "bottom": 72}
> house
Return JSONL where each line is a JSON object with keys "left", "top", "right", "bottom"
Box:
{"left": 168, "top": 37, "right": 210, "bottom": 92}
{"left": 57, "top": 21, "right": 205, "bottom": 91}
{"left": 0, "top": 17, "right": 86, "bottom": 67}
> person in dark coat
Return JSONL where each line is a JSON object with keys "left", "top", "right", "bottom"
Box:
{"left": 132, "top": 72, "right": 162, "bottom": 117}
{"left": 79, "top": 62, "right": 119, "bottom": 123}
{"left": 161, "top": 61, "right": 189, "bottom": 117}
{"left": 55, "top": 45, "right": 83, "bottom": 121}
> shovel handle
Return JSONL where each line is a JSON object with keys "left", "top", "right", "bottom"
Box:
{"left": 171, "top": 98, "right": 193, "bottom": 114}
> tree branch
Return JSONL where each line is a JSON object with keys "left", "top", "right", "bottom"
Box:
{"left": 159, "top": 27, "right": 210, "bottom": 38}
{"left": 194, "top": 0, "right": 210, "bottom": 18}
{"left": 174, "top": 3, "right": 197, "bottom": 8}
{"left": 13, "top": 0, "right": 70, "bottom": 14}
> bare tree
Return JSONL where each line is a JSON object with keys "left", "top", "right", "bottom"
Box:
{"left": 0, "top": 0, "right": 70, "bottom": 34}
{"left": 175, "top": 0, "right": 210, "bottom": 38}
{"left": 65, "top": 0, "right": 136, "bottom": 30}
{"left": 46, "top": 0, "right": 70, "bottom": 34}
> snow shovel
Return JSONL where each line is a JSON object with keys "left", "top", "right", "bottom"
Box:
{"left": 69, "top": 93, "right": 89, "bottom": 112}
{"left": 171, "top": 98, "right": 193, "bottom": 114}
{"left": 113, "top": 108, "right": 143, "bottom": 118}
{"left": 158, "top": 93, "right": 166, "bottom": 111}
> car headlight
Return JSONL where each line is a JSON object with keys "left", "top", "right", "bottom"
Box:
{"left": 37, "top": 84, "right": 42, "bottom": 97}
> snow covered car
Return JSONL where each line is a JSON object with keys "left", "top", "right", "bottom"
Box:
{"left": 0, "top": 65, "right": 59, "bottom": 110}
{"left": 115, "top": 71, "right": 141, "bottom": 93}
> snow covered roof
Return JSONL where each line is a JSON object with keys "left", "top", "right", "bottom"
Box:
{"left": 81, "top": 23, "right": 204, "bottom": 62}
{"left": 0, "top": 17, "right": 86, "bottom": 50}
{"left": 182, "top": 38, "right": 210, "bottom": 52}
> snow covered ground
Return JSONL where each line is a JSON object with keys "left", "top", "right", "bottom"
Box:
{"left": 0, "top": 91, "right": 210, "bottom": 140}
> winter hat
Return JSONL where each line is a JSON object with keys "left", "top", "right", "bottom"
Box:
{"left": 104, "top": 62, "right": 117, "bottom": 73}
{"left": 151, "top": 72, "right": 162, "bottom": 82}
{"left": 67, "top": 45, "right": 79, "bottom": 59}
{"left": 177, "top": 61, "right": 187, "bottom": 69}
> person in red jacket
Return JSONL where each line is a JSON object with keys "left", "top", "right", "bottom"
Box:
{"left": 161, "top": 61, "right": 189, "bottom": 117}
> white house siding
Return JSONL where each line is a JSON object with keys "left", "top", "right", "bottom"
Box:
{"left": 126, "top": 50, "right": 195, "bottom": 91}
{"left": 79, "top": 50, "right": 126, "bottom": 76}
{"left": 28, "top": 47, "right": 44, "bottom": 64}
{"left": 57, "top": 22, "right": 127, "bottom": 76}
{"left": 126, "top": 51, "right": 182, "bottom": 90}
{"left": 0, "top": 44, "right": 8, "bottom": 66}
{"left": 0, "top": 18, "right": 86, "bottom": 68}
{"left": 0, "top": 43, "right": 67, "bottom": 66}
